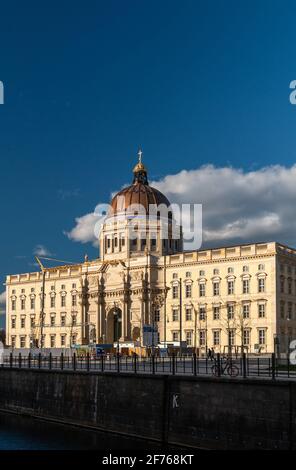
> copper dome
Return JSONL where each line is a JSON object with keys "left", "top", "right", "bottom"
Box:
{"left": 109, "top": 153, "right": 171, "bottom": 215}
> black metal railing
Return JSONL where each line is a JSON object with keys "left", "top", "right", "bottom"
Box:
{"left": 1, "top": 352, "right": 295, "bottom": 379}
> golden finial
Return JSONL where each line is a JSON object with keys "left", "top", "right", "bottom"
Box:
{"left": 133, "top": 148, "right": 147, "bottom": 174}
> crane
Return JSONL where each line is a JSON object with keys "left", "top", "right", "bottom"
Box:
{"left": 34, "top": 256, "right": 79, "bottom": 349}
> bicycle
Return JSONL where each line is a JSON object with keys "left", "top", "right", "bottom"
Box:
{"left": 211, "top": 356, "right": 239, "bottom": 377}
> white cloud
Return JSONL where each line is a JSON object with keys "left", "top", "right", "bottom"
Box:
{"left": 65, "top": 164, "right": 296, "bottom": 249}
{"left": 33, "top": 245, "right": 53, "bottom": 257}
{"left": 65, "top": 213, "right": 100, "bottom": 247}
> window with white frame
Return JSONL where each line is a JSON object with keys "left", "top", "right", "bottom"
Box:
{"left": 258, "top": 304, "right": 265, "bottom": 318}
{"left": 61, "top": 295, "right": 66, "bottom": 307}
{"left": 199, "top": 306, "right": 206, "bottom": 321}
{"left": 242, "top": 279, "right": 249, "bottom": 294}
{"left": 258, "top": 329, "right": 266, "bottom": 345}
{"left": 172, "top": 285, "right": 178, "bottom": 299}
{"left": 213, "top": 282, "right": 220, "bottom": 296}
{"left": 185, "top": 284, "right": 192, "bottom": 298}
{"left": 199, "top": 330, "right": 206, "bottom": 346}
{"left": 243, "top": 329, "right": 250, "bottom": 346}
{"left": 185, "top": 308, "right": 192, "bottom": 321}
{"left": 20, "top": 336, "right": 26, "bottom": 348}
{"left": 213, "top": 330, "right": 220, "bottom": 346}
{"left": 50, "top": 335, "right": 56, "bottom": 348}
{"left": 227, "top": 304, "right": 234, "bottom": 320}
{"left": 172, "top": 309, "right": 179, "bottom": 321}
{"left": 172, "top": 331, "right": 179, "bottom": 342}
{"left": 243, "top": 304, "right": 250, "bottom": 319}
{"left": 213, "top": 306, "right": 220, "bottom": 320}
{"left": 228, "top": 280, "right": 234, "bottom": 295}
{"left": 199, "top": 283, "right": 205, "bottom": 297}
{"left": 228, "top": 329, "right": 235, "bottom": 346}
{"left": 185, "top": 331, "right": 192, "bottom": 346}
{"left": 258, "top": 278, "right": 265, "bottom": 293}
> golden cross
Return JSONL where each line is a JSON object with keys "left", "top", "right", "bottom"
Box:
{"left": 138, "top": 149, "right": 143, "bottom": 164}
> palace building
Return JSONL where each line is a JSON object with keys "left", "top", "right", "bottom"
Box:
{"left": 5, "top": 156, "right": 296, "bottom": 354}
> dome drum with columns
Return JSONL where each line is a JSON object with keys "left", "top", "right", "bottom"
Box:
{"left": 100, "top": 152, "right": 183, "bottom": 261}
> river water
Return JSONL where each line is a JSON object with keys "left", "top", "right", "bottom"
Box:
{"left": 0, "top": 412, "right": 162, "bottom": 450}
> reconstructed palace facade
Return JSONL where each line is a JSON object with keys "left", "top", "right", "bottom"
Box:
{"left": 5, "top": 157, "right": 296, "bottom": 354}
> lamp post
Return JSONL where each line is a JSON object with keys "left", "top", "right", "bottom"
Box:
{"left": 113, "top": 303, "right": 122, "bottom": 356}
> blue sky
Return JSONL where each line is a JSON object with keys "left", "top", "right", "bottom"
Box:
{"left": 1, "top": 0, "right": 296, "bottom": 324}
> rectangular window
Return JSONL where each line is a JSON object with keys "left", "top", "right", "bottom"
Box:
{"left": 172, "top": 285, "right": 178, "bottom": 299}
{"left": 258, "top": 304, "right": 265, "bottom": 318}
{"left": 30, "top": 297, "right": 35, "bottom": 310}
{"left": 20, "top": 317, "right": 25, "bottom": 329}
{"left": 72, "top": 295, "right": 77, "bottom": 307}
{"left": 72, "top": 315, "right": 77, "bottom": 326}
{"left": 243, "top": 304, "right": 250, "bottom": 319}
{"left": 199, "top": 330, "right": 206, "bottom": 346}
{"left": 288, "top": 303, "right": 292, "bottom": 320}
{"left": 258, "top": 278, "right": 265, "bottom": 293}
{"left": 258, "top": 329, "right": 266, "bottom": 345}
{"left": 228, "top": 329, "right": 235, "bottom": 346}
{"left": 11, "top": 299, "right": 16, "bottom": 311}
{"left": 243, "top": 329, "right": 250, "bottom": 346}
{"left": 213, "top": 282, "right": 220, "bottom": 296}
{"left": 61, "top": 296, "right": 66, "bottom": 307}
{"left": 172, "top": 331, "right": 179, "bottom": 342}
{"left": 72, "top": 283, "right": 76, "bottom": 289}
{"left": 213, "top": 306, "right": 220, "bottom": 320}
{"left": 199, "top": 307, "right": 206, "bottom": 321}
{"left": 213, "top": 330, "right": 220, "bottom": 346}
{"left": 61, "top": 335, "right": 66, "bottom": 347}
{"left": 288, "top": 280, "right": 292, "bottom": 295}
{"left": 199, "top": 284, "right": 205, "bottom": 297}
{"left": 185, "top": 331, "right": 192, "bottom": 346}
{"left": 41, "top": 335, "right": 45, "bottom": 348}
{"left": 50, "top": 315, "right": 56, "bottom": 327}
{"left": 11, "top": 317, "right": 16, "bottom": 329}
{"left": 50, "top": 296, "right": 55, "bottom": 308}
{"left": 228, "top": 281, "right": 234, "bottom": 295}
{"left": 227, "top": 304, "right": 234, "bottom": 320}
{"left": 21, "top": 299, "right": 25, "bottom": 310}
{"left": 185, "top": 308, "right": 192, "bottom": 321}
{"left": 71, "top": 335, "right": 77, "bottom": 346}
{"left": 20, "top": 336, "right": 26, "bottom": 348}
{"left": 280, "top": 278, "right": 285, "bottom": 294}
{"left": 50, "top": 335, "right": 56, "bottom": 348}
{"left": 172, "top": 309, "right": 179, "bottom": 322}
{"left": 61, "top": 315, "right": 66, "bottom": 327}
{"left": 185, "top": 284, "right": 192, "bottom": 298}
{"left": 11, "top": 336, "right": 16, "bottom": 348}
{"left": 242, "top": 279, "right": 249, "bottom": 294}
{"left": 30, "top": 316, "right": 35, "bottom": 328}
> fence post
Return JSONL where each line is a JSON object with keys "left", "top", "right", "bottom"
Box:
{"left": 60, "top": 352, "right": 64, "bottom": 371}
{"left": 193, "top": 352, "right": 197, "bottom": 376}
{"left": 38, "top": 352, "right": 41, "bottom": 369}
{"left": 28, "top": 352, "right": 31, "bottom": 369}
{"left": 134, "top": 353, "right": 137, "bottom": 374}
{"left": 18, "top": 352, "right": 22, "bottom": 369}
{"left": 271, "top": 353, "right": 276, "bottom": 380}
{"left": 9, "top": 353, "right": 13, "bottom": 368}
{"left": 242, "top": 353, "right": 247, "bottom": 378}
{"left": 152, "top": 354, "right": 155, "bottom": 375}
{"left": 217, "top": 353, "right": 221, "bottom": 377}
{"left": 86, "top": 352, "right": 90, "bottom": 372}
{"left": 172, "top": 353, "right": 176, "bottom": 376}
{"left": 49, "top": 352, "right": 52, "bottom": 370}
{"left": 73, "top": 352, "right": 76, "bottom": 371}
